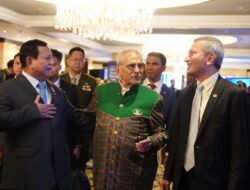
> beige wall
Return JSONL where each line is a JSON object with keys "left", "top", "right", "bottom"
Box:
{"left": 220, "top": 68, "right": 249, "bottom": 78}
{"left": 0, "top": 40, "right": 20, "bottom": 69}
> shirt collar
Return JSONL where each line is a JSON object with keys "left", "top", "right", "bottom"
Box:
{"left": 69, "top": 73, "right": 81, "bottom": 80}
{"left": 22, "top": 71, "right": 41, "bottom": 89}
{"left": 143, "top": 78, "right": 163, "bottom": 94}
{"left": 197, "top": 72, "right": 219, "bottom": 91}
{"left": 119, "top": 80, "right": 131, "bottom": 95}
{"left": 54, "top": 78, "right": 60, "bottom": 88}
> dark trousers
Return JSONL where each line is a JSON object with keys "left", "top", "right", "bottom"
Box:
{"left": 179, "top": 167, "right": 198, "bottom": 190}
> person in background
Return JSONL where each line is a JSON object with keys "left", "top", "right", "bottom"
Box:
{"left": 0, "top": 39, "right": 92, "bottom": 190}
{"left": 12, "top": 53, "right": 22, "bottom": 78}
{"left": 236, "top": 80, "right": 248, "bottom": 92}
{"left": 61, "top": 47, "right": 97, "bottom": 178}
{"left": 160, "top": 36, "right": 248, "bottom": 190}
{"left": 48, "top": 49, "right": 80, "bottom": 165}
{"left": 90, "top": 49, "right": 167, "bottom": 190}
{"left": 186, "top": 72, "right": 196, "bottom": 86}
{"left": 170, "top": 79, "right": 178, "bottom": 92}
{"left": 5, "top": 59, "right": 14, "bottom": 80}
{"left": 143, "top": 52, "right": 177, "bottom": 167}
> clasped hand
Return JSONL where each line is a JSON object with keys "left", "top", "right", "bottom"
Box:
{"left": 34, "top": 95, "right": 56, "bottom": 118}
{"left": 135, "top": 138, "right": 152, "bottom": 153}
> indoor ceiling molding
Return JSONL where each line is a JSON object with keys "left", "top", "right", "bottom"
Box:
{"left": 153, "top": 15, "right": 250, "bottom": 28}
{"left": 1, "top": 5, "right": 249, "bottom": 29}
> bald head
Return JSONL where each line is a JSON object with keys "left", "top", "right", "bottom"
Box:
{"left": 117, "top": 50, "right": 142, "bottom": 65}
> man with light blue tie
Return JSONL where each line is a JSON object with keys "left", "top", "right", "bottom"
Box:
{"left": 0, "top": 39, "right": 91, "bottom": 190}
{"left": 160, "top": 36, "right": 248, "bottom": 190}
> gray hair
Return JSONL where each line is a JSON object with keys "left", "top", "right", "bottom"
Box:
{"left": 116, "top": 49, "right": 141, "bottom": 65}
{"left": 194, "top": 36, "right": 224, "bottom": 69}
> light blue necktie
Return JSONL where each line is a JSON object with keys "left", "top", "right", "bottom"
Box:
{"left": 37, "top": 81, "right": 47, "bottom": 103}
{"left": 184, "top": 84, "right": 204, "bottom": 171}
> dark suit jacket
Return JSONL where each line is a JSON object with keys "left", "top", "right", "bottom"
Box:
{"left": 59, "top": 79, "right": 79, "bottom": 156}
{"left": 59, "top": 79, "right": 79, "bottom": 108}
{"left": 0, "top": 74, "right": 91, "bottom": 190}
{"left": 0, "top": 70, "right": 4, "bottom": 84}
{"left": 164, "top": 76, "right": 248, "bottom": 190}
{"left": 160, "top": 84, "right": 177, "bottom": 133}
{"left": 61, "top": 73, "right": 97, "bottom": 163}
{"left": 5, "top": 73, "right": 15, "bottom": 80}
{"left": 61, "top": 73, "right": 97, "bottom": 109}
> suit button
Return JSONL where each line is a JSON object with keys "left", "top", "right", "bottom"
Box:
{"left": 195, "top": 146, "right": 200, "bottom": 149}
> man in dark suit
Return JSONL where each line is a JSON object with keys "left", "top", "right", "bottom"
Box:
{"left": 61, "top": 47, "right": 97, "bottom": 172}
{"left": 0, "top": 39, "right": 91, "bottom": 190}
{"left": 144, "top": 52, "right": 177, "bottom": 133}
{"left": 143, "top": 52, "right": 177, "bottom": 175}
{"left": 160, "top": 36, "right": 248, "bottom": 190}
{"left": 48, "top": 49, "right": 80, "bottom": 164}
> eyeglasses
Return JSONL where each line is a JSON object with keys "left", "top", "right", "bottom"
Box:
{"left": 69, "top": 58, "right": 85, "bottom": 63}
{"left": 121, "top": 63, "right": 145, "bottom": 71}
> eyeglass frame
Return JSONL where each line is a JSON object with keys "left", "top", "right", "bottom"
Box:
{"left": 68, "top": 57, "right": 85, "bottom": 63}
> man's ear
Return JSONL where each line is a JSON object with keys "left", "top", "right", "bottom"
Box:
{"left": 162, "top": 65, "right": 166, "bottom": 72}
{"left": 207, "top": 53, "right": 216, "bottom": 66}
{"left": 26, "top": 57, "right": 33, "bottom": 67}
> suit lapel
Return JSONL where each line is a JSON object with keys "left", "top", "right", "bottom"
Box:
{"left": 196, "top": 77, "right": 224, "bottom": 139}
{"left": 17, "top": 74, "right": 39, "bottom": 101}
{"left": 160, "top": 84, "right": 167, "bottom": 96}
{"left": 47, "top": 82, "right": 59, "bottom": 106}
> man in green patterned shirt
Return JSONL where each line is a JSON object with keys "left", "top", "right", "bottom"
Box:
{"left": 90, "top": 49, "right": 168, "bottom": 190}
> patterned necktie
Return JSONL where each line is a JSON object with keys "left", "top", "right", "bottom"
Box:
{"left": 37, "top": 81, "right": 47, "bottom": 104}
{"left": 184, "top": 84, "right": 204, "bottom": 171}
{"left": 147, "top": 83, "right": 156, "bottom": 90}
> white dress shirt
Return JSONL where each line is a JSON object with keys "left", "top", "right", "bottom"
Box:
{"left": 143, "top": 78, "right": 163, "bottom": 94}
{"left": 197, "top": 72, "right": 219, "bottom": 120}
{"left": 22, "top": 71, "right": 51, "bottom": 103}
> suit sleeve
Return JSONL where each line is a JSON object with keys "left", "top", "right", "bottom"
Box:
{"left": 0, "top": 84, "right": 41, "bottom": 131}
{"left": 64, "top": 91, "right": 95, "bottom": 133}
{"left": 163, "top": 96, "right": 181, "bottom": 181}
{"left": 148, "top": 97, "right": 168, "bottom": 152}
{"left": 165, "top": 90, "right": 177, "bottom": 133}
{"left": 227, "top": 90, "right": 248, "bottom": 190}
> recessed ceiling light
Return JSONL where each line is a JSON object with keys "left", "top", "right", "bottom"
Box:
{"left": 238, "top": 6, "right": 244, "bottom": 10}
{"left": 2, "top": 30, "right": 7, "bottom": 33}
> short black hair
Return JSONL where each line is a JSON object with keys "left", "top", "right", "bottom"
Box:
{"left": 147, "top": 52, "right": 166, "bottom": 66}
{"left": 14, "top": 53, "right": 20, "bottom": 60}
{"left": 68, "top": 47, "right": 85, "bottom": 57}
{"left": 7, "top": 59, "right": 14, "bottom": 68}
{"left": 51, "top": 49, "right": 63, "bottom": 63}
{"left": 19, "top": 39, "right": 47, "bottom": 68}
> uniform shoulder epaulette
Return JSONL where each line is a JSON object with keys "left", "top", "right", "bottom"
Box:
{"left": 85, "top": 73, "right": 98, "bottom": 82}
{"left": 60, "top": 72, "right": 68, "bottom": 76}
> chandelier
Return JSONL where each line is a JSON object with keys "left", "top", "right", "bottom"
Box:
{"left": 54, "top": 0, "right": 154, "bottom": 40}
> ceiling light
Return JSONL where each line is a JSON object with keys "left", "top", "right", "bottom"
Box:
{"left": 54, "top": 0, "right": 154, "bottom": 40}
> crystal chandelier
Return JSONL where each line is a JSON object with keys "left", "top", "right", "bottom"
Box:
{"left": 54, "top": 0, "right": 154, "bottom": 40}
